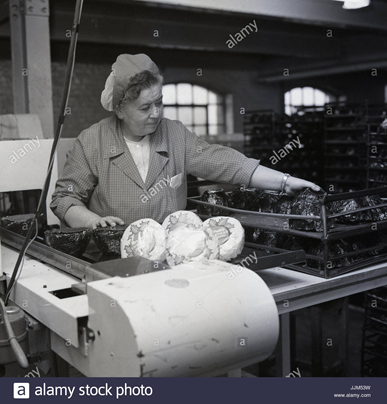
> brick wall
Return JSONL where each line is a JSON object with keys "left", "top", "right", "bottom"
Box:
{"left": 51, "top": 61, "right": 112, "bottom": 138}
{"left": 1, "top": 54, "right": 386, "bottom": 139}
{"left": 0, "top": 59, "right": 113, "bottom": 138}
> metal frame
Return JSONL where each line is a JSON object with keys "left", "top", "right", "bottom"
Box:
{"left": 264, "top": 262, "right": 387, "bottom": 377}
{"left": 189, "top": 186, "right": 387, "bottom": 278}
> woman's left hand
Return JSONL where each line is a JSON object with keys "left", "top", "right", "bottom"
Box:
{"left": 285, "top": 176, "right": 321, "bottom": 196}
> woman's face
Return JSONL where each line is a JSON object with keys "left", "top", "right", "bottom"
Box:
{"left": 117, "top": 83, "right": 163, "bottom": 140}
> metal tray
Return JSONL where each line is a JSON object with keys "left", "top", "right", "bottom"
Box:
{"left": 189, "top": 186, "right": 387, "bottom": 240}
{"left": 0, "top": 227, "right": 306, "bottom": 284}
{"left": 229, "top": 242, "right": 305, "bottom": 271}
{"left": 189, "top": 187, "right": 387, "bottom": 278}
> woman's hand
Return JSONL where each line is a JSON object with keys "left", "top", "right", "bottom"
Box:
{"left": 90, "top": 216, "right": 125, "bottom": 229}
{"left": 65, "top": 206, "right": 125, "bottom": 229}
{"left": 249, "top": 165, "right": 321, "bottom": 196}
{"left": 285, "top": 176, "right": 320, "bottom": 196}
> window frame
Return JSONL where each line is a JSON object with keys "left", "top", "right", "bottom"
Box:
{"left": 162, "top": 83, "right": 227, "bottom": 135}
{"left": 284, "top": 86, "right": 338, "bottom": 116}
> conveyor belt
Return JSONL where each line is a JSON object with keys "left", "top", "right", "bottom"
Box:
{"left": 0, "top": 227, "right": 306, "bottom": 282}
{"left": 1, "top": 227, "right": 88, "bottom": 280}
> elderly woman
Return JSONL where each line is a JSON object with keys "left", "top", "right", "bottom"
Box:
{"left": 51, "top": 54, "right": 320, "bottom": 229}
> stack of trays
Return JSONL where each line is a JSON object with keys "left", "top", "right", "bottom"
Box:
{"left": 361, "top": 287, "right": 387, "bottom": 377}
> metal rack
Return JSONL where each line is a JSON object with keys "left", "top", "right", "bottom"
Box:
{"left": 324, "top": 106, "right": 367, "bottom": 193}
{"left": 361, "top": 287, "right": 387, "bottom": 377}
{"left": 367, "top": 123, "right": 387, "bottom": 188}
{"left": 189, "top": 186, "right": 387, "bottom": 278}
{"left": 243, "top": 109, "right": 324, "bottom": 184}
{"left": 243, "top": 110, "right": 277, "bottom": 162}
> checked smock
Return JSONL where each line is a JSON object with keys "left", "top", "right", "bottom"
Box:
{"left": 50, "top": 116, "right": 260, "bottom": 225}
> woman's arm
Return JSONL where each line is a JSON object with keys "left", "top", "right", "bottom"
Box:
{"left": 183, "top": 124, "right": 320, "bottom": 194}
{"left": 65, "top": 206, "right": 124, "bottom": 229}
{"left": 51, "top": 133, "right": 126, "bottom": 229}
{"left": 249, "top": 165, "right": 320, "bottom": 196}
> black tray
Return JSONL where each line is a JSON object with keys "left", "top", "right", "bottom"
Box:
{"left": 189, "top": 187, "right": 387, "bottom": 278}
{"left": 0, "top": 227, "right": 306, "bottom": 283}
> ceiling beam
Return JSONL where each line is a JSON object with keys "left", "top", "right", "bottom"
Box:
{"left": 133, "top": 0, "right": 387, "bottom": 33}
{"left": 344, "top": 33, "right": 387, "bottom": 58}
{"left": 255, "top": 29, "right": 387, "bottom": 82}
{"left": 256, "top": 53, "right": 387, "bottom": 82}
{"left": 44, "top": 9, "right": 341, "bottom": 59}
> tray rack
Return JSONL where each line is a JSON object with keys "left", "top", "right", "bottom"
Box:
{"left": 361, "top": 287, "right": 387, "bottom": 377}
{"left": 189, "top": 186, "right": 387, "bottom": 278}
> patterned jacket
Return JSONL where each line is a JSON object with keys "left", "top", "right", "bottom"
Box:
{"left": 50, "top": 116, "right": 259, "bottom": 225}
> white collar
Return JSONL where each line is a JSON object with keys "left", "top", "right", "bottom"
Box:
{"left": 124, "top": 135, "right": 150, "bottom": 145}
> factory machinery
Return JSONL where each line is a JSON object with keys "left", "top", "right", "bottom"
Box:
{"left": 0, "top": 223, "right": 282, "bottom": 377}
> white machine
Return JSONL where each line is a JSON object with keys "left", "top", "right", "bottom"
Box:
{"left": 1, "top": 234, "right": 279, "bottom": 377}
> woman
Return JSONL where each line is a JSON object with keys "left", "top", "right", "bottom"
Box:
{"left": 51, "top": 54, "right": 320, "bottom": 228}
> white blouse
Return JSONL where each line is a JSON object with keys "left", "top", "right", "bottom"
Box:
{"left": 124, "top": 135, "right": 150, "bottom": 183}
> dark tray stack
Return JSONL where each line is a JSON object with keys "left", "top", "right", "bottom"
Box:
{"left": 361, "top": 287, "right": 387, "bottom": 377}
{"left": 366, "top": 106, "right": 387, "bottom": 189}
{"left": 324, "top": 102, "right": 387, "bottom": 193}
{"left": 243, "top": 110, "right": 277, "bottom": 163}
{"left": 282, "top": 110, "right": 324, "bottom": 184}
{"left": 324, "top": 104, "right": 368, "bottom": 193}
{"left": 189, "top": 186, "right": 387, "bottom": 278}
{"left": 243, "top": 109, "right": 324, "bottom": 185}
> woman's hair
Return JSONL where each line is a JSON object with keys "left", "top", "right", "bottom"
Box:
{"left": 115, "top": 70, "right": 163, "bottom": 111}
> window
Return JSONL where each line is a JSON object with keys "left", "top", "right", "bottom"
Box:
{"left": 284, "top": 87, "right": 338, "bottom": 116}
{"left": 162, "top": 83, "right": 225, "bottom": 135}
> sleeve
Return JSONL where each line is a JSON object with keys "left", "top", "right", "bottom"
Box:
{"left": 50, "top": 135, "right": 98, "bottom": 223}
{"left": 183, "top": 123, "right": 260, "bottom": 186}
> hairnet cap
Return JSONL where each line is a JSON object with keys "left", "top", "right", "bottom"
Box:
{"left": 101, "top": 54, "right": 159, "bottom": 111}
